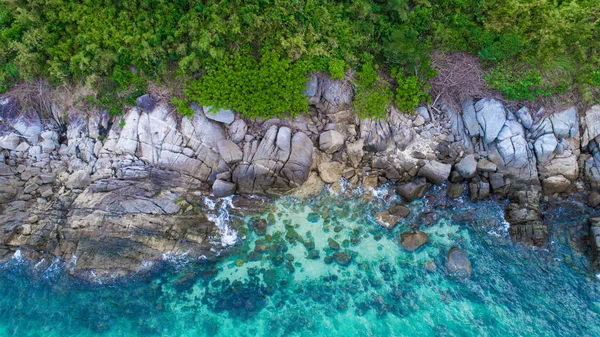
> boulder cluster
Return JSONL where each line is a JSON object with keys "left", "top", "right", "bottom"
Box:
{"left": 1, "top": 73, "right": 600, "bottom": 276}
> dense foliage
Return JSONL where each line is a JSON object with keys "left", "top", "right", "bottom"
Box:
{"left": 0, "top": 0, "right": 599, "bottom": 119}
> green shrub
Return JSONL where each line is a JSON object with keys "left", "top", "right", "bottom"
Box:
{"left": 184, "top": 51, "right": 311, "bottom": 119}
{"left": 328, "top": 59, "right": 346, "bottom": 80}
{"left": 353, "top": 56, "right": 393, "bottom": 120}
{"left": 392, "top": 68, "right": 431, "bottom": 113}
{"left": 484, "top": 65, "right": 568, "bottom": 101}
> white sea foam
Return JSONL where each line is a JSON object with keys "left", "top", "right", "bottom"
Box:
{"left": 162, "top": 250, "right": 190, "bottom": 268}
{"left": 42, "top": 258, "right": 62, "bottom": 279}
{"left": 11, "top": 248, "right": 24, "bottom": 264}
{"left": 207, "top": 196, "right": 238, "bottom": 247}
{"left": 33, "top": 258, "right": 46, "bottom": 271}
{"left": 203, "top": 196, "right": 217, "bottom": 210}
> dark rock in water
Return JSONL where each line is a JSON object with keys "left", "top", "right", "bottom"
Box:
{"left": 303, "top": 240, "right": 315, "bottom": 250}
{"left": 307, "top": 250, "right": 320, "bottom": 260}
{"left": 324, "top": 255, "right": 334, "bottom": 264}
{"left": 263, "top": 268, "right": 277, "bottom": 286}
{"left": 307, "top": 212, "right": 320, "bottom": 223}
{"left": 589, "top": 218, "right": 600, "bottom": 271}
{"left": 400, "top": 231, "right": 429, "bottom": 251}
{"left": 285, "top": 253, "right": 295, "bottom": 261}
{"left": 254, "top": 240, "right": 268, "bottom": 252}
{"left": 424, "top": 259, "right": 437, "bottom": 272}
{"left": 253, "top": 218, "right": 267, "bottom": 235}
{"left": 397, "top": 180, "right": 430, "bottom": 202}
{"left": 271, "top": 253, "right": 284, "bottom": 266}
{"left": 231, "top": 195, "right": 270, "bottom": 216}
{"left": 284, "top": 261, "right": 295, "bottom": 273}
{"left": 173, "top": 271, "right": 198, "bottom": 292}
{"left": 588, "top": 192, "right": 600, "bottom": 207}
{"left": 420, "top": 211, "right": 440, "bottom": 226}
{"left": 447, "top": 183, "right": 464, "bottom": 199}
{"left": 333, "top": 251, "right": 352, "bottom": 266}
{"left": 328, "top": 238, "right": 340, "bottom": 250}
{"left": 136, "top": 94, "right": 157, "bottom": 112}
{"left": 285, "top": 228, "right": 302, "bottom": 243}
{"left": 248, "top": 251, "right": 262, "bottom": 261}
{"left": 446, "top": 247, "right": 472, "bottom": 278}
{"left": 334, "top": 225, "right": 343, "bottom": 232}
{"left": 375, "top": 205, "right": 410, "bottom": 229}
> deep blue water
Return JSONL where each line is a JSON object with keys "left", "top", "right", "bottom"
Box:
{"left": 1, "top": 185, "right": 599, "bottom": 336}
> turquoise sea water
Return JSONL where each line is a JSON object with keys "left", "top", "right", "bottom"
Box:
{"left": 1, "top": 185, "right": 600, "bottom": 337}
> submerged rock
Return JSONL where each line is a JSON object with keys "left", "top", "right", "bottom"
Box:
{"left": 375, "top": 205, "right": 411, "bottom": 229}
{"left": 400, "top": 231, "right": 429, "bottom": 252}
{"left": 253, "top": 218, "right": 267, "bottom": 235}
{"left": 328, "top": 238, "right": 340, "bottom": 250}
{"left": 446, "top": 247, "right": 472, "bottom": 278}
{"left": 333, "top": 251, "right": 352, "bottom": 266}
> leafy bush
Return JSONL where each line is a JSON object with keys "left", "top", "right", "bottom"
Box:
{"left": 484, "top": 66, "right": 568, "bottom": 100}
{"left": 184, "top": 52, "right": 311, "bottom": 119}
{"left": 353, "top": 56, "right": 393, "bottom": 120}
{"left": 328, "top": 59, "right": 346, "bottom": 80}
{"left": 392, "top": 69, "right": 431, "bottom": 113}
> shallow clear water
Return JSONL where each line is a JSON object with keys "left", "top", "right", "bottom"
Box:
{"left": 1, "top": 185, "right": 600, "bottom": 337}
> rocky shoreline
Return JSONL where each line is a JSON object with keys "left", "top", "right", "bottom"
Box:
{"left": 1, "top": 74, "right": 600, "bottom": 278}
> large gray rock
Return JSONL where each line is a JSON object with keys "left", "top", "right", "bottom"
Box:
{"left": 281, "top": 132, "right": 313, "bottom": 187}
{"left": 136, "top": 94, "right": 157, "bottom": 112}
{"left": 542, "top": 175, "right": 571, "bottom": 194}
{"left": 213, "top": 179, "right": 236, "bottom": 197}
{"left": 455, "top": 155, "right": 477, "bottom": 179}
{"left": 550, "top": 107, "right": 578, "bottom": 139}
{"left": 461, "top": 98, "right": 480, "bottom": 137}
{"left": 0, "top": 133, "right": 20, "bottom": 150}
{"left": 446, "top": 247, "right": 472, "bottom": 278}
{"left": 397, "top": 180, "right": 430, "bottom": 202}
{"left": 447, "top": 183, "right": 465, "bottom": 198}
{"left": 234, "top": 126, "right": 311, "bottom": 195}
{"left": 515, "top": 106, "right": 533, "bottom": 129}
{"left": 319, "top": 130, "right": 344, "bottom": 154}
{"left": 218, "top": 139, "right": 243, "bottom": 165}
{"left": 533, "top": 134, "right": 558, "bottom": 164}
{"left": 582, "top": 105, "right": 600, "bottom": 148}
{"left": 475, "top": 98, "right": 506, "bottom": 144}
{"left": 203, "top": 107, "right": 235, "bottom": 125}
{"left": 418, "top": 160, "right": 451, "bottom": 184}
{"left": 66, "top": 170, "right": 91, "bottom": 189}
{"left": 228, "top": 119, "right": 247, "bottom": 143}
